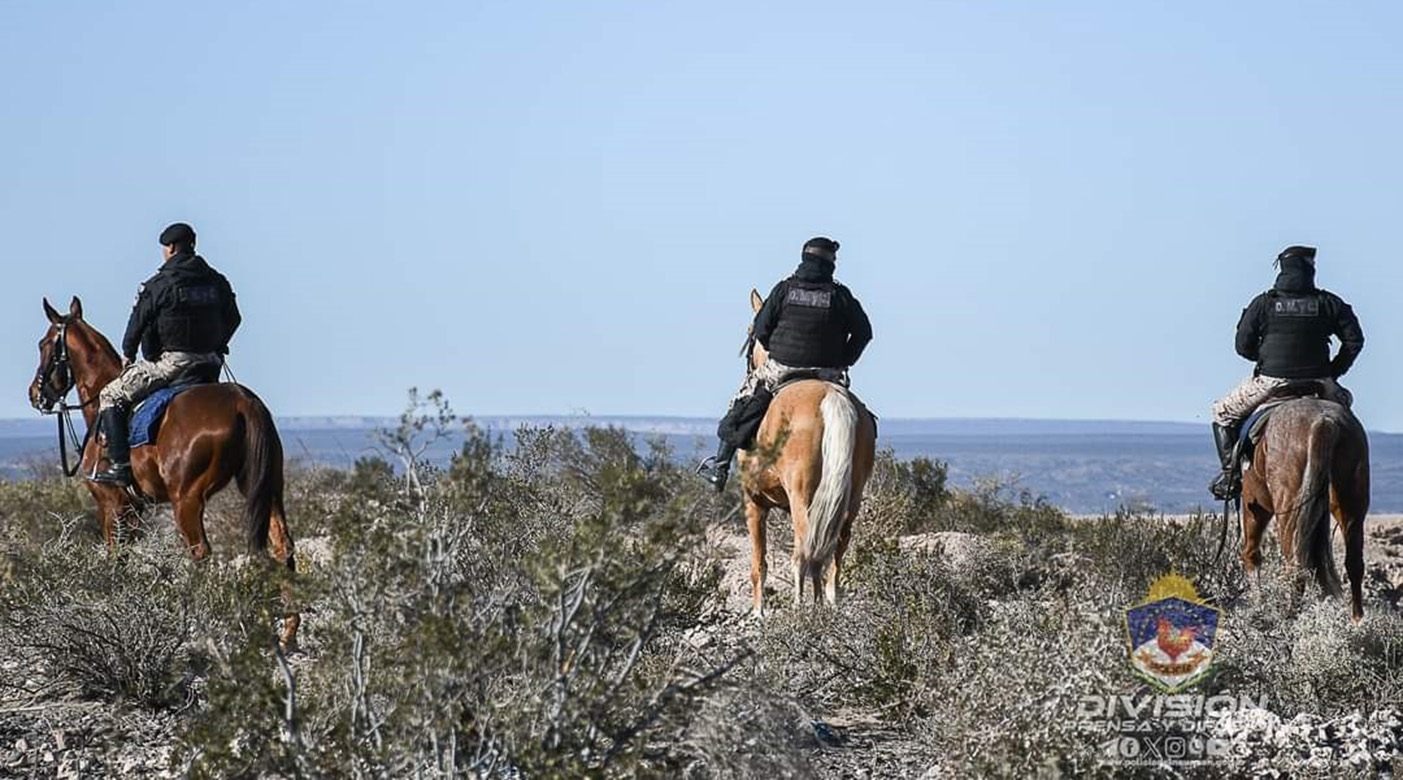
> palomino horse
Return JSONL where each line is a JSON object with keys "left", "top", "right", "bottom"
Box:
{"left": 1240, "top": 395, "right": 1370, "bottom": 621}
{"left": 28, "top": 297, "right": 300, "bottom": 646}
{"left": 738, "top": 289, "right": 877, "bottom": 617}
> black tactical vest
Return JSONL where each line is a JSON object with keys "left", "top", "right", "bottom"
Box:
{"left": 1256, "top": 291, "right": 1335, "bottom": 379}
{"left": 155, "top": 273, "right": 229, "bottom": 355}
{"left": 765, "top": 279, "right": 850, "bottom": 368}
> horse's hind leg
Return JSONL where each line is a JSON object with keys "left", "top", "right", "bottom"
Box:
{"left": 173, "top": 494, "right": 212, "bottom": 562}
{"left": 268, "top": 498, "right": 301, "bottom": 647}
{"left": 1241, "top": 503, "right": 1272, "bottom": 579}
{"left": 744, "top": 495, "right": 769, "bottom": 618}
{"left": 1343, "top": 514, "right": 1365, "bottom": 622}
{"left": 266, "top": 495, "right": 297, "bottom": 574}
{"left": 1332, "top": 490, "right": 1367, "bottom": 623}
{"left": 789, "top": 499, "right": 812, "bottom": 608}
{"left": 825, "top": 506, "right": 858, "bottom": 606}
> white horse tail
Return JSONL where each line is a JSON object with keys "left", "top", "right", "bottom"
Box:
{"left": 801, "top": 386, "right": 858, "bottom": 579}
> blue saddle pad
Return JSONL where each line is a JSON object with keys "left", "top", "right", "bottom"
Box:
{"left": 1236, "top": 396, "right": 1308, "bottom": 460}
{"left": 129, "top": 383, "right": 202, "bottom": 448}
{"left": 1240, "top": 403, "right": 1278, "bottom": 448}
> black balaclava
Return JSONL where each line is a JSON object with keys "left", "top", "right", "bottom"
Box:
{"left": 1274, "top": 245, "right": 1317, "bottom": 293}
{"left": 796, "top": 236, "right": 839, "bottom": 282}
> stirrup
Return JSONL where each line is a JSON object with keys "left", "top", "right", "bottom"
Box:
{"left": 90, "top": 463, "right": 133, "bottom": 487}
{"left": 695, "top": 457, "right": 729, "bottom": 491}
{"left": 1208, "top": 471, "right": 1240, "bottom": 501}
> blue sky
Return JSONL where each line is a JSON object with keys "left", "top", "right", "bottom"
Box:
{"left": 2, "top": 2, "right": 1400, "bottom": 429}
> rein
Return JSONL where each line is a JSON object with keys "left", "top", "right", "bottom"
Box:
{"left": 739, "top": 334, "right": 757, "bottom": 376}
{"left": 54, "top": 401, "right": 94, "bottom": 478}
{"left": 1211, "top": 497, "right": 1237, "bottom": 566}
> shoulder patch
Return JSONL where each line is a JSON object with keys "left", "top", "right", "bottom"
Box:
{"left": 785, "top": 287, "right": 833, "bottom": 308}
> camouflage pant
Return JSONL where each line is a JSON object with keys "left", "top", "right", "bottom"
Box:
{"left": 1211, "top": 374, "right": 1352, "bottom": 427}
{"left": 731, "top": 359, "right": 848, "bottom": 405}
{"left": 98, "top": 351, "right": 220, "bottom": 411}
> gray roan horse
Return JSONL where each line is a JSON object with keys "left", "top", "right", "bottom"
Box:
{"left": 1239, "top": 397, "right": 1370, "bottom": 621}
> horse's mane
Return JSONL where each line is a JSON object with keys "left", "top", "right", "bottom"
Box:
{"left": 69, "top": 317, "right": 122, "bottom": 366}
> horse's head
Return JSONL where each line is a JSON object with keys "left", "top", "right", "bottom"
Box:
{"left": 746, "top": 288, "right": 769, "bottom": 372}
{"left": 30, "top": 297, "right": 84, "bottom": 413}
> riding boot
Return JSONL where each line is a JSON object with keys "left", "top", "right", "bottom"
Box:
{"left": 90, "top": 407, "right": 133, "bottom": 486}
{"left": 1208, "top": 422, "right": 1241, "bottom": 501}
{"left": 696, "top": 441, "right": 737, "bottom": 493}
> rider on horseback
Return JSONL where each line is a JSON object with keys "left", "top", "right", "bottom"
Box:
{"left": 92, "top": 223, "right": 241, "bottom": 486}
{"left": 697, "top": 237, "right": 873, "bottom": 492}
{"left": 1209, "top": 245, "right": 1364, "bottom": 500}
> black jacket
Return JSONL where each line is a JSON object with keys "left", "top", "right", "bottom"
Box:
{"left": 1234, "top": 260, "right": 1363, "bottom": 380}
{"left": 753, "top": 258, "right": 872, "bottom": 369}
{"left": 122, "top": 253, "right": 241, "bottom": 361}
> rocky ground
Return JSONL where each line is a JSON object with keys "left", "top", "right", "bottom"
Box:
{"left": 3, "top": 513, "right": 1402, "bottom": 778}
{"left": 701, "top": 515, "right": 1403, "bottom": 778}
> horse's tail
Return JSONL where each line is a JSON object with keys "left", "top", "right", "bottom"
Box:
{"left": 1294, "top": 414, "right": 1342, "bottom": 597}
{"left": 238, "top": 390, "right": 283, "bottom": 554}
{"left": 801, "top": 386, "right": 859, "bottom": 579}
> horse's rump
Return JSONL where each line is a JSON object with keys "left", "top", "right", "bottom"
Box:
{"left": 802, "top": 385, "right": 859, "bottom": 576}
{"left": 1253, "top": 398, "right": 1367, "bottom": 599}
{"left": 143, "top": 383, "right": 284, "bottom": 552}
{"left": 750, "top": 380, "right": 870, "bottom": 579}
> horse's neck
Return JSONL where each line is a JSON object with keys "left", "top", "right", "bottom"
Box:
{"left": 70, "top": 328, "right": 121, "bottom": 428}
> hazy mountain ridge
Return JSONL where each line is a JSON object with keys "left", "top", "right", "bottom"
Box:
{"left": 5, "top": 416, "right": 1400, "bottom": 513}
{"left": 0, "top": 415, "right": 1216, "bottom": 440}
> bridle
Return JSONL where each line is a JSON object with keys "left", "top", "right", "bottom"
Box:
{"left": 32, "top": 322, "right": 96, "bottom": 477}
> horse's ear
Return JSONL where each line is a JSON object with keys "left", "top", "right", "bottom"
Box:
{"left": 68, "top": 297, "right": 83, "bottom": 321}
{"left": 750, "top": 288, "right": 764, "bottom": 314}
{"left": 43, "top": 298, "right": 63, "bottom": 324}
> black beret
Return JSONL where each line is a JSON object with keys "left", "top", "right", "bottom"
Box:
{"left": 803, "top": 236, "right": 840, "bottom": 257}
{"left": 159, "top": 222, "right": 196, "bottom": 247}
{"left": 1278, "top": 245, "right": 1316, "bottom": 263}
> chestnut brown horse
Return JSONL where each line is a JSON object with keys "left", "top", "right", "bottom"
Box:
{"left": 28, "top": 297, "right": 299, "bottom": 646}
{"left": 1240, "top": 396, "right": 1370, "bottom": 621}
{"left": 738, "top": 289, "right": 878, "bottom": 617}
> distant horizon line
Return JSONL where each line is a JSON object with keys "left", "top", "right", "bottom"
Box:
{"left": 1, "top": 412, "right": 1397, "bottom": 437}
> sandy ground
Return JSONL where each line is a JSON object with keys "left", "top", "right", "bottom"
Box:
{"left": 712, "top": 513, "right": 1403, "bottom": 617}
{"left": 1363, "top": 514, "right": 1403, "bottom": 602}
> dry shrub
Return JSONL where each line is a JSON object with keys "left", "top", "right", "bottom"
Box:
{"left": 0, "top": 530, "right": 198, "bottom": 709}
{"left": 1, "top": 394, "right": 1400, "bottom": 779}
{"left": 1210, "top": 571, "right": 1403, "bottom": 715}
{"left": 172, "top": 395, "right": 789, "bottom": 778}
{"left": 857, "top": 451, "right": 951, "bottom": 537}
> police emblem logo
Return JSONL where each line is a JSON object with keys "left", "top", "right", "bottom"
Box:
{"left": 1273, "top": 298, "right": 1320, "bottom": 317}
{"left": 786, "top": 288, "right": 832, "bottom": 308}
{"left": 178, "top": 285, "right": 220, "bottom": 306}
{"left": 1123, "top": 573, "right": 1221, "bottom": 692}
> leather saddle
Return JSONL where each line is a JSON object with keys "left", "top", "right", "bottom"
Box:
{"left": 773, "top": 369, "right": 850, "bottom": 395}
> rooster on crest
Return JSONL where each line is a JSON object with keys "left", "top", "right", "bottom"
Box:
{"left": 1155, "top": 616, "right": 1198, "bottom": 660}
